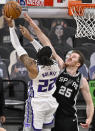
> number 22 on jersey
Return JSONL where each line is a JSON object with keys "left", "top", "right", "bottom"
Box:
{"left": 38, "top": 77, "right": 57, "bottom": 92}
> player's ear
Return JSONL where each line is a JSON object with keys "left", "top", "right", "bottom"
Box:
{"left": 77, "top": 62, "right": 81, "bottom": 68}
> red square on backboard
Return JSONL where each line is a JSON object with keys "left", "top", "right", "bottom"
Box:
{"left": 44, "top": 0, "right": 53, "bottom": 6}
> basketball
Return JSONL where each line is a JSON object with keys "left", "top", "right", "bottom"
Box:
{"left": 3, "top": 1, "right": 22, "bottom": 19}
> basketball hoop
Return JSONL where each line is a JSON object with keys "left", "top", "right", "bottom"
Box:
{"left": 68, "top": 1, "right": 95, "bottom": 40}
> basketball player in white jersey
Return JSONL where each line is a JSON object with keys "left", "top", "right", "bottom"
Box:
{"left": 4, "top": 15, "right": 60, "bottom": 131}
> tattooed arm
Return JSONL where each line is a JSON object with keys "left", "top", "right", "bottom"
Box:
{"left": 20, "top": 54, "right": 38, "bottom": 79}
{"left": 4, "top": 15, "right": 38, "bottom": 79}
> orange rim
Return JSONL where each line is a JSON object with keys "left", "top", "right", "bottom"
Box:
{"left": 68, "top": 1, "right": 95, "bottom": 16}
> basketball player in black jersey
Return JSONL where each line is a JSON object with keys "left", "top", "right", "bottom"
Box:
{"left": 52, "top": 50, "right": 92, "bottom": 131}
{"left": 16, "top": 13, "right": 94, "bottom": 131}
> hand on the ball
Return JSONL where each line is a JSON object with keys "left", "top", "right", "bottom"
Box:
{"left": 3, "top": 14, "right": 14, "bottom": 27}
{"left": 19, "top": 25, "right": 33, "bottom": 41}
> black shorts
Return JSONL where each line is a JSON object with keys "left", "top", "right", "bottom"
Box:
{"left": 52, "top": 116, "right": 79, "bottom": 131}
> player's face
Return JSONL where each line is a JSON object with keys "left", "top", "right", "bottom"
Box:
{"left": 65, "top": 53, "right": 80, "bottom": 68}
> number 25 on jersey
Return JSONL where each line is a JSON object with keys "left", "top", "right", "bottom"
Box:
{"left": 59, "top": 86, "right": 72, "bottom": 98}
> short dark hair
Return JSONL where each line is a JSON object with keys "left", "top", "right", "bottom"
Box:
{"left": 36, "top": 46, "right": 53, "bottom": 66}
{"left": 73, "top": 50, "right": 85, "bottom": 68}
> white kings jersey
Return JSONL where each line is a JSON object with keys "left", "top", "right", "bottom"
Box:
{"left": 28, "top": 60, "right": 60, "bottom": 98}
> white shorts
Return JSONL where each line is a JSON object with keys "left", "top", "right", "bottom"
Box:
{"left": 23, "top": 96, "right": 58, "bottom": 131}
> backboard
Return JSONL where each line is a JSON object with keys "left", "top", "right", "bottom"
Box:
{"left": 17, "top": 0, "right": 68, "bottom": 7}
{"left": 3, "top": 0, "right": 95, "bottom": 18}
{"left": 54, "top": 0, "right": 68, "bottom": 7}
{"left": 16, "top": 0, "right": 70, "bottom": 18}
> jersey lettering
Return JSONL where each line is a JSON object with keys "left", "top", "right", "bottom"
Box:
{"left": 38, "top": 77, "right": 57, "bottom": 92}
{"left": 59, "top": 77, "right": 68, "bottom": 82}
{"left": 72, "top": 82, "right": 78, "bottom": 90}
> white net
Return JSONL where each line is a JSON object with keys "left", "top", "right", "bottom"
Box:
{"left": 71, "top": 5, "right": 95, "bottom": 40}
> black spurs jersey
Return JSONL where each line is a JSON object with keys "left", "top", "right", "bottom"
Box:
{"left": 54, "top": 68, "right": 82, "bottom": 117}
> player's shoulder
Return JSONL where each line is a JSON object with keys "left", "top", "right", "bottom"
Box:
{"left": 80, "top": 75, "right": 88, "bottom": 89}
{"left": 81, "top": 76, "right": 88, "bottom": 83}
{"left": 52, "top": 59, "right": 59, "bottom": 66}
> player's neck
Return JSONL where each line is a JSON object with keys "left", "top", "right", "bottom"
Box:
{"left": 66, "top": 67, "right": 78, "bottom": 76}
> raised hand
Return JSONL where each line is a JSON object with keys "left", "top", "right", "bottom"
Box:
{"left": 3, "top": 15, "right": 14, "bottom": 27}
{"left": 23, "top": 13, "right": 37, "bottom": 28}
{"left": 19, "top": 25, "right": 33, "bottom": 41}
{"left": 2, "top": 8, "right": 14, "bottom": 27}
{"left": 23, "top": 13, "right": 31, "bottom": 23}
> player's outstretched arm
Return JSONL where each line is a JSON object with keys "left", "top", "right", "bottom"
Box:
{"left": 24, "top": 13, "right": 64, "bottom": 69}
{"left": 19, "top": 25, "right": 43, "bottom": 52}
{"left": 80, "top": 77, "right": 94, "bottom": 128}
{"left": 4, "top": 16, "right": 38, "bottom": 79}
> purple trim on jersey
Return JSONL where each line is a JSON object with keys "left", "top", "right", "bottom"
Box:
{"left": 30, "top": 80, "right": 34, "bottom": 97}
{"left": 28, "top": 80, "right": 34, "bottom": 98}
{"left": 43, "top": 119, "right": 54, "bottom": 126}
{"left": 24, "top": 122, "right": 31, "bottom": 128}
{"left": 26, "top": 100, "right": 30, "bottom": 123}
{"left": 31, "top": 105, "right": 42, "bottom": 131}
